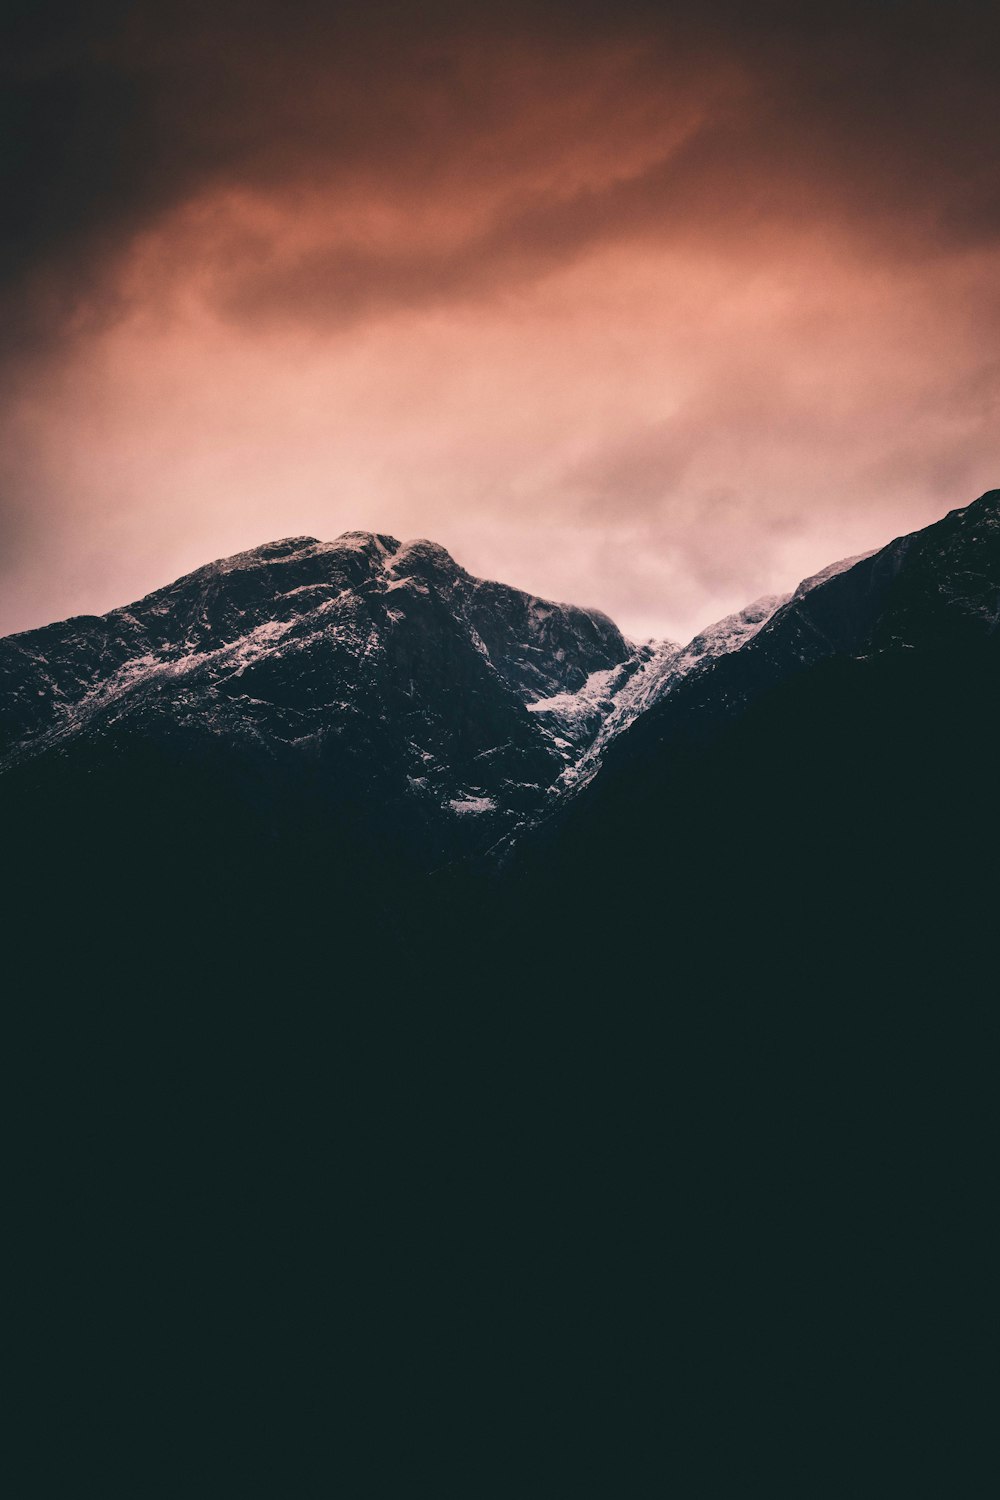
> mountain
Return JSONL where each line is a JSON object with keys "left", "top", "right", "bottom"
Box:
{"left": 3, "top": 491, "right": 998, "bottom": 993}
{"left": 0, "top": 529, "right": 639, "bottom": 887}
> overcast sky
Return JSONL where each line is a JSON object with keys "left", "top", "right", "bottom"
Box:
{"left": 2, "top": 0, "right": 998, "bottom": 642}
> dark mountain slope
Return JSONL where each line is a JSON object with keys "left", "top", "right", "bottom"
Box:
{"left": 509, "top": 489, "right": 1000, "bottom": 989}
{"left": 1, "top": 530, "right": 636, "bottom": 940}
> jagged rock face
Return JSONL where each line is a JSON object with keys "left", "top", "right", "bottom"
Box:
{"left": 0, "top": 530, "right": 633, "bottom": 867}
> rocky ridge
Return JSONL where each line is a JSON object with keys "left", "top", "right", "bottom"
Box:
{"left": 0, "top": 529, "right": 637, "bottom": 864}
{"left": 2, "top": 493, "right": 997, "bottom": 878}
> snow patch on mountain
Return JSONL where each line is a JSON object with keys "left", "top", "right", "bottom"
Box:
{"left": 527, "top": 665, "right": 620, "bottom": 716}
{"left": 523, "top": 592, "right": 792, "bottom": 801}
{"left": 448, "top": 795, "right": 497, "bottom": 815}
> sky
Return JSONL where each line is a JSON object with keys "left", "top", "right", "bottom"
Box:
{"left": 2, "top": 0, "right": 998, "bottom": 644}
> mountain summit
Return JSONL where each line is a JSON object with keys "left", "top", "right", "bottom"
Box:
{"left": 0, "top": 529, "right": 642, "bottom": 871}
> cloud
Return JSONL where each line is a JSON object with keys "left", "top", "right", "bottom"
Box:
{"left": 1, "top": 0, "right": 998, "bottom": 642}
{"left": 5, "top": 0, "right": 999, "bottom": 345}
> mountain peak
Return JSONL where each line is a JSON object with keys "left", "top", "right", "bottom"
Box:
{"left": 261, "top": 535, "right": 321, "bottom": 551}
{"left": 334, "top": 529, "right": 402, "bottom": 554}
{"left": 387, "top": 538, "right": 462, "bottom": 579}
{"left": 0, "top": 524, "right": 636, "bottom": 852}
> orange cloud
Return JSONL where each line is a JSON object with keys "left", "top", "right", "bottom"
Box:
{"left": 2, "top": 1, "right": 998, "bottom": 642}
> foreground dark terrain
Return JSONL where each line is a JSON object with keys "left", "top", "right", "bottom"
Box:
{"left": 5, "top": 492, "right": 998, "bottom": 1490}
